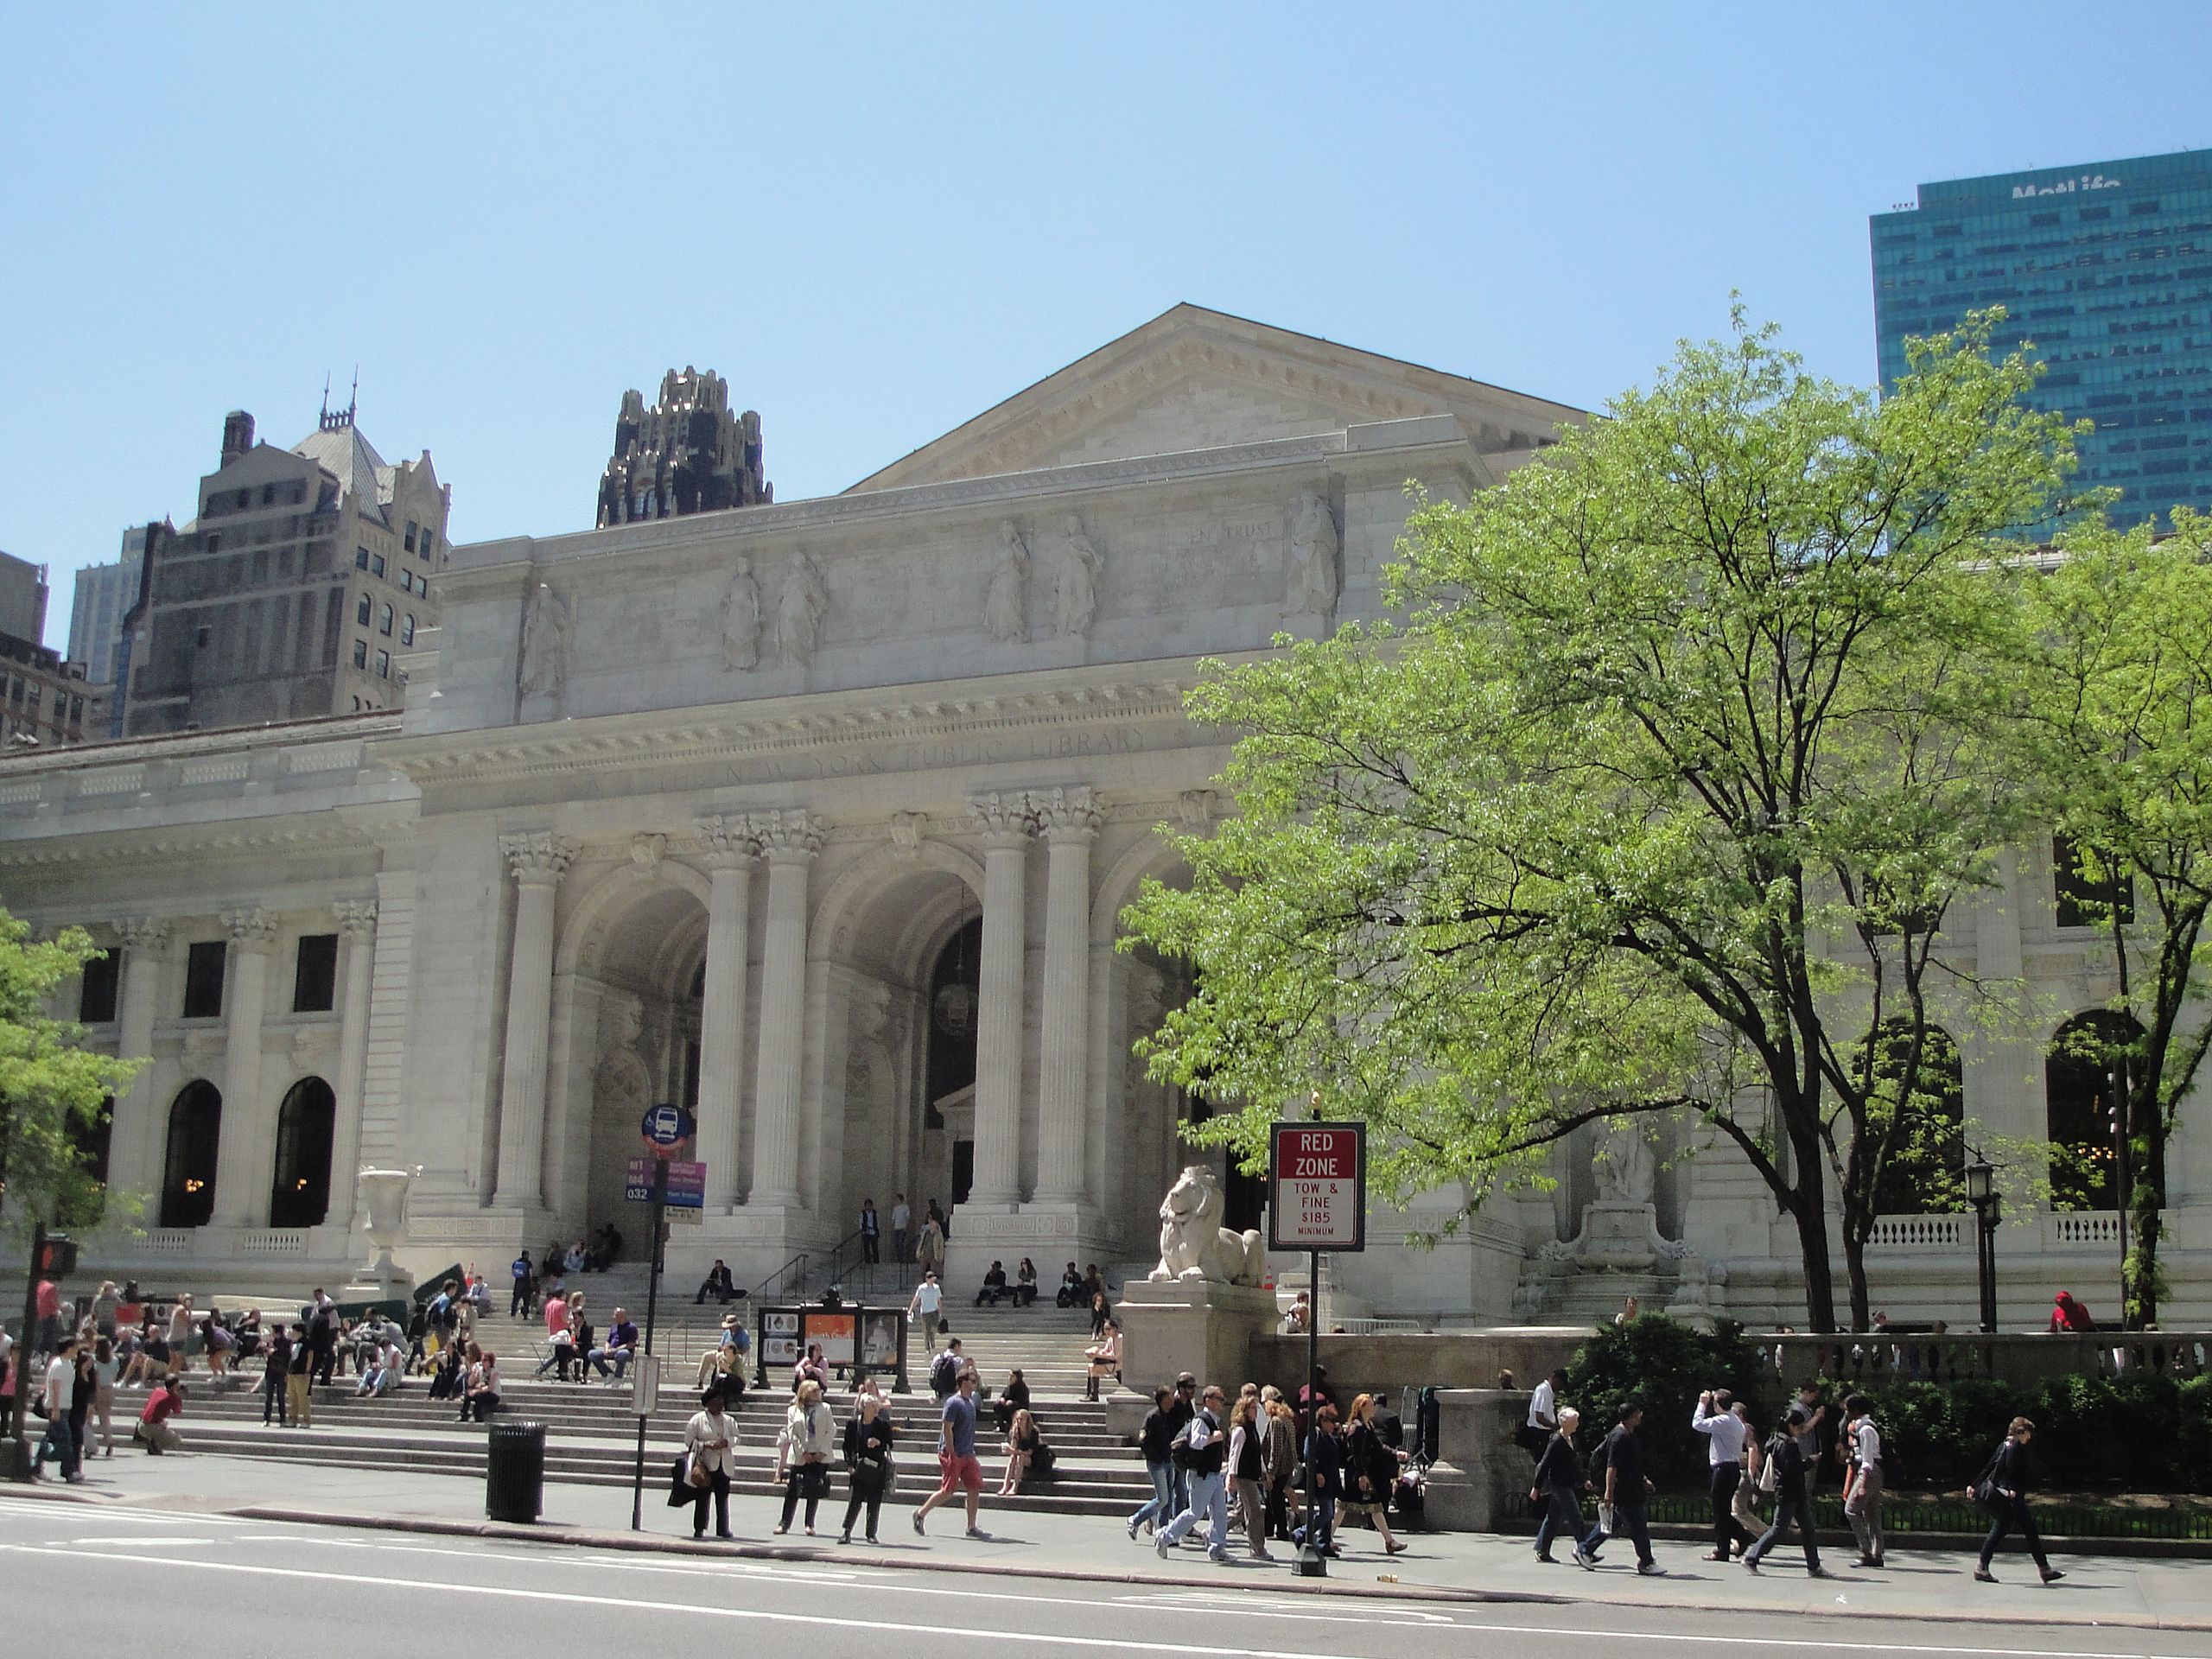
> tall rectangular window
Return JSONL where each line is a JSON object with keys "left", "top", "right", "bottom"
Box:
{"left": 292, "top": 932, "right": 339, "bottom": 1013}
{"left": 78, "top": 949, "right": 121, "bottom": 1023}
{"left": 2055, "top": 834, "right": 2134, "bottom": 928}
{"left": 181, "top": 939, "right": 226, "bottom": 1018}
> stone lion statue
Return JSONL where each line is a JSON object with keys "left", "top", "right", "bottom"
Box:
{"left": 1149, "top": 1166, "right": 1267, "bottom": 1286}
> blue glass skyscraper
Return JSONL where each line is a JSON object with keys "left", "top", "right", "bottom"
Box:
{"left": 1872, "top": 149, "right": 2212, "bottom": 529}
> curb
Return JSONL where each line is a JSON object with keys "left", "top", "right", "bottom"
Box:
{"left": 215, "top": 1503, "right": 2212, "bottom": 1632}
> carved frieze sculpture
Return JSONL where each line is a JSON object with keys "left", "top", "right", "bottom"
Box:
{"left": 518, "top": 581, "right": 572, "bottom": 698}
{"left": 721, "top": 553, "right": 762, "bottom": 670}
{"left": 775, "top": 554, "right": 828, "bottom": 665}
{"left": 1285, "top": 492, "right": 1340, "bottom": 617}
{"left": 1055, "top": 515, "right": 1102, "bottom": 639}
{"left": 984, "top": 519, "right": 1030, "bottom": 644}
{"left": 1149, "top": 1165, "right": 1267, "bottom": 1286}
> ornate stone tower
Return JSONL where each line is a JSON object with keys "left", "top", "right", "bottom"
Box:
{"left": 594, "top": 367, "right": 771, "bottom": 527}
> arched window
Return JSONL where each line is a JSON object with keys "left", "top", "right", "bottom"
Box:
{"left": 1864, "top": 1020, "right": 1966, "bottom": 1215}
{"left": 400, "top": 613, "right": 416, "bottom": 647}
{"left": 160, "top": 1080, "right": 223, "bottom": 1228}
{"left": 2045, "top": 1009, "right": 2143, "bottom": 1210}
{"left": 269, "top": 1076, "right": 337, "bottom": 1228}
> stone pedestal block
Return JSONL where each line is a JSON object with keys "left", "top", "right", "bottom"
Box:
{"left": 1115, "top": 1277, "right": 1277, "bottom": 1409}
{"left": 1421, "top": 1388, "right": 1531, "bottom": 1532}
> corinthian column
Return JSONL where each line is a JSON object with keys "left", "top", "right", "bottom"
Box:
{"left": 969, "top": 793, "right": 1035, "bottom": 1208}
{"left": 493, "top": 832, "right": 575, "bottom": 1211}
{"left": 748, "top": 810, "right": 821, "bottom": 1208}
{"left": 213, "top": 909, "right": 278, "bottom": 1226}
{"left": 696, "top": 815, "right": 759, "bottom": 1210}
{"left": 105, "top": 920, "right": 170, "bottom": 1198}
{"left": 326, "top": 902, "right": 378, "bottom": 1230}
{"left": 1033, "top": 787, "right": 1101, "bottom": 1201}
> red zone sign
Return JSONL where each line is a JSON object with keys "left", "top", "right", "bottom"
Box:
{"left": 1268, "top": 1122, "right": 1366, "bottom": 1253}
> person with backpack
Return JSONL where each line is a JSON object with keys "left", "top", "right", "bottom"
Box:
{"left": 1529, "top": 1405, "right": 1586, "bottom": 1563}
{"left": 927, "top": 1337, "right": 964, "bottom": 1401}
{"left": 1154, "top": 1383, "right": 1232, "bottom": 1562}
{"left": 1971, "top": 1417, "right": 2065, "bottom": 1584}
{"left": 1575, "top": 1402, "right": 1660, "bottom": 1575}
{"left": 1840, "top": 1394, "right": 1885, "bottom": 1567}
{"left": 1743, "top": 1404, "right": 1828, "bottom": 1576}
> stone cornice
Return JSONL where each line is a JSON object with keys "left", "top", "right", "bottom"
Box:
{"left": 376, "top": 665, "right": 1214, "bottom": 789}
{"left": 438, "top": 421, "right": 1471, "bottom": 594}
{"left": 0, "top": 817, "right": 370, "bottom": 874}
{"left": 0, "top": 712, "right": 398, "bottom": 780}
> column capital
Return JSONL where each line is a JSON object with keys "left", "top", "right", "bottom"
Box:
{"left": 112, "top": 918, "right": 171, "bottom": 952}
{"left": 499, "top": 830, "right": 577, "bottom": 885}
{"left": 334, "top": 899, "right": 379, "bottom": 941}
{"left": 969, "top": 791, "right": 1038, "bottom": 849}
{"left": 748, "top": 808, "right": 823, "bottom": 863}
{"left": 1033, "top": 785, "right": 1103, "bottom": 842}
{"left": 221, "top": 907, "right": 278, "bottom": 948}
{"left": 695, "top": 812, "right": 763, "bottom": 868}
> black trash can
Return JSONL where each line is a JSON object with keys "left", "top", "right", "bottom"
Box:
{"left": 485, "top": 1420, "right": 545, "bottom": 1522}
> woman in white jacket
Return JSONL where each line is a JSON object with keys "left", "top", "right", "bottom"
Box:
{"left": 774, "top": 1377, "right": 837, "bottom": 1535}
{"left": 683, "top": 1388, "right": 735, "bottom": 1539}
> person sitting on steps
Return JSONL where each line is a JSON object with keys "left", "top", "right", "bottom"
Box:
{"left": 976, "top": 1261, "right": 1008, "bottom": 1307}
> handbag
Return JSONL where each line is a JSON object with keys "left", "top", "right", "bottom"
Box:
{"left": 688, "top": 1452, "right": 713, "bottom": 1490}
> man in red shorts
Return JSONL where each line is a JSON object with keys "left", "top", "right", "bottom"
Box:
{"left": 912, "top": 1365, "right": 988, "bottom": 1539}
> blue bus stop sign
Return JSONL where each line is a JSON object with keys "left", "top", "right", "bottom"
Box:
{"left": 640, "top": 1103, "right": 695, "bottom": 1152}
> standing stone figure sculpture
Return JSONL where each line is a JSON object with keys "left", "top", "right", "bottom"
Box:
{"left": 1594, "top": 1120, "right": 1657, "bottom": 1205}
{"left": 984, "top": 519, "right": 1029, "bottom": 643}
{"left": 518, "top": 582, "right": 571, "bottom": 698}
{"left": 775, "top": 554, "right": 828, "bottom": 665}
{"left": 1285, "top": 493, "right": 1340, "bottom": 616}
{"left": 721, "top": 553, "right": 761, "bottom": 670}
{"left": 1054, "top": 515, "right": 1102, "bottom": 639}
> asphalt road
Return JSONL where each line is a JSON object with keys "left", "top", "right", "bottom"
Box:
{"left": 3, "top": 1502, "right": 2205, "bottom": 1659}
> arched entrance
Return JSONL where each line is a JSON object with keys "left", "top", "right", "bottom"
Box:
{"left": 270, "top": 1077, "right": 336, "bottom": 1227}
{"left": 160, "top": 1080, "right": 222, "bottom": 1228}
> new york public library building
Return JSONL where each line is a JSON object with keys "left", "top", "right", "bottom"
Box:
{"left": 3, "top": 306, "right": 2206, "bottom": 1338}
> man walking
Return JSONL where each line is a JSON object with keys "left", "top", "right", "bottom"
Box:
{"left": 1693, "top": 1389, "right": 1757, "bottom": 1560}
{"left": 1744, "top": 1405, "right": 1827, "bottom": 1577}
{"left": 1842, "top": 1394, "right": 1885, "bottom": 1567}
{"left": 908, "top": 1270, "right": 944, "bottom": 1351}
{"left": 859, "top": 1198, "right": 880, "bottom": 1266}
{"left": 307, "top": 1288, "right": 339, "bottom": 1385}
{"left": 912, "top": 1367, "right": 988, "bottom": 1539}
{"left": 890, "top": 1194, "right": 912, "bottom": 1265}
{"left": 260, "top": 1325, "right": 292, "bottom": 1425}
{"left": 927, "top": 1336, "right": 965, "bottom": 1402}
{"left": 509, "top": 1250, "right": 533, "bottom": 1318}
{"left": 1156, "top": 1383, "right": 1232, "bottom": 1563}
{"left": 285, "top": 1320, "right": 315, "bottom": 1427}
{"left": 32, "top": 1336, "right": 82, "bottom": 1482}
{"left": 1576, "top": 1402, "right": 1660, "bottom": 1575}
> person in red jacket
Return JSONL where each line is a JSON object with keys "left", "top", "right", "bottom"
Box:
{"left": 134, "top": 1377, "right": 187, "bottom": 1453}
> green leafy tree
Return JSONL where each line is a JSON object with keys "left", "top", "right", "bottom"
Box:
{"left": 2007, "top": 512, "right": 2212, "bottom": 1327}
{"left": 0, "top": 910, "right": 143, "bottom": 1236}
{"left": 1124, "top": 310, "right": 2079, "bottom": 1332}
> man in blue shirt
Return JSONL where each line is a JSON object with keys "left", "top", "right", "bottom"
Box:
{"left": 590, "top": 1307, "right": 640, "bottom": 1381}
{"left": 912, "top": 1369, "right": 988, "bottom": 1539}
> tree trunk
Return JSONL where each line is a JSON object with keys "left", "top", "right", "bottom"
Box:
{"left": 2123, "top": 1088, "right": 2164, "bottom": 1329}
{"left": 1843, "top": 1226, "right": 1872, "bottom": 1335}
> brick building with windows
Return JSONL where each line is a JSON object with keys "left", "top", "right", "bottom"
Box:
{"left": 121, "top": 397, "right": 449, "bottom": 735}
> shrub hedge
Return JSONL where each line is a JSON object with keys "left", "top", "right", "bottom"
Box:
{"left": 1560, "top": 1315, "right": 2212, "bottom": 1495}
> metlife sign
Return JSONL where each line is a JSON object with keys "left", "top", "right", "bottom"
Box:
{"left": 1268, "top": 1122, "right": 1366, "bottom": 1253}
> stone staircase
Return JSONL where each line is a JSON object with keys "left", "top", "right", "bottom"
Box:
{"left": 159, "top": 1370, "right": 1149, "bottom": 1516}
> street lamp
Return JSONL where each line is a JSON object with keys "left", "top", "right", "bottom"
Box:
{"left": 1966, "top": 1160, "right": 1999, "bottom": 1334}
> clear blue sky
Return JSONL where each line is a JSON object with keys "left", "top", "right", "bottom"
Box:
{"left": 5, "top": 3, "right": 2207, "bottom": 654}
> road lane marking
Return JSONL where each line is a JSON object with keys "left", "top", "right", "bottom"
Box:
{"left": 66, "top": 1537, "right": 215, "bottom": 1547}
{"left": 0, "top": 1544, "right": 2169, "bottom": 1659}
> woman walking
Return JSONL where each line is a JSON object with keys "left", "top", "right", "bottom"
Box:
{"left": 1530, "top": 1406, "right": 1585, "bottom": 1562}
{"left": 683, "top": 1388, "right": 735, "bottom": 1539}
{"left": 1228, "top": 1392, "right": 1275, "bottom": 1561}
{"left": 1262, "top": 1388, "right": 1300, "bottom": 1541}
{"left": 1294, "top": 1404, "right": 1345, "bottom": 1556}
{"left": 839, "top": 1391, "right": 897, "bottom": 1543}
{"left": 1342, "top": 1393, "right": 1409, "bottom": 1555}
{"left": 91, "top": 1337, "right": 118, "bottom": 1456}
{"left": 775, "top": 1377, "right": 836, "bottom": 1535}
{"left": 1972, "top": 1418, "right": 2066, "bottom": 1584}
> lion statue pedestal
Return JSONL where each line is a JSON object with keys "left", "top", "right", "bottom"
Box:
{"left": 1104, "top": 1167, "right": 1279, "bottom": 1439}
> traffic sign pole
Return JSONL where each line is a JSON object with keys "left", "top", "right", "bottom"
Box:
{"left": 631, "top": 1155, "right": 669, "bottom": 1530}
{"left": 1268, "top": 1116, "right": 1365, "bottom": 1578}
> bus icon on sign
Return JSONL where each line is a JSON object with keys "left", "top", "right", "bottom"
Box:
{"left": 641, "top": 1103, "right": 693, "bottom": 1147}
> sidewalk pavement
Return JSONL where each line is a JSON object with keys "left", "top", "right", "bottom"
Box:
{"left": 3, "top": 1451, "right": 2205, "bottom": 1633}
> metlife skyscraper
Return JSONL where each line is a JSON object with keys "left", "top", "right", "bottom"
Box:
{"left": 1871, "top": 149, "right": 2212, "bottom": 529}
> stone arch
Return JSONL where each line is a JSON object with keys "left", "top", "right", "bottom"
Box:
{"left": 556, "top": 856, "right": 714, "bottom": 980}
{"left": 160, "top": 1079, "right": 222, "bottom": 1229}
{"left": 269, "top": 1075, "right": 337, "bottom": 1228}
{"left": 810, "top": 838, "right": 984, "bottom": 966}
{"left": 1091, "top": 827, "right": 1189, "bottom": 945}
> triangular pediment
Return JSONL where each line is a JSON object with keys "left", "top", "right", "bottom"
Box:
{"left": 849, "top": 303, "right": 1583, "bottom": 493}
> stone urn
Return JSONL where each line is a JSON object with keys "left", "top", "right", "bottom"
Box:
{"left": 358, "top": 1164, "right": 422, "bottom": 1292}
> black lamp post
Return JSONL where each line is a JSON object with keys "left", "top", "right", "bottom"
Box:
{"left": 1966, "top": 1160, "right": 1999, "bottom": 1335}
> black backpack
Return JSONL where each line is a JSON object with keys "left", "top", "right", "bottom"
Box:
{"left": 929, "top": 1351, "right": 959, "bottom": 1395}
{"left": 1972, "top": 1442, "right": 2004, "bottom": 1509}
{"left": 1586, "top": 1430, "right": 1612, "bottom": 1487}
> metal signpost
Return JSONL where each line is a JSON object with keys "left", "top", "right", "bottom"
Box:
{"left": 629, "top": 1103, "right": 696, "bottom": 1529}
{"left": 1268, "top": 1118, "right": 1365, "bottom": 1578}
